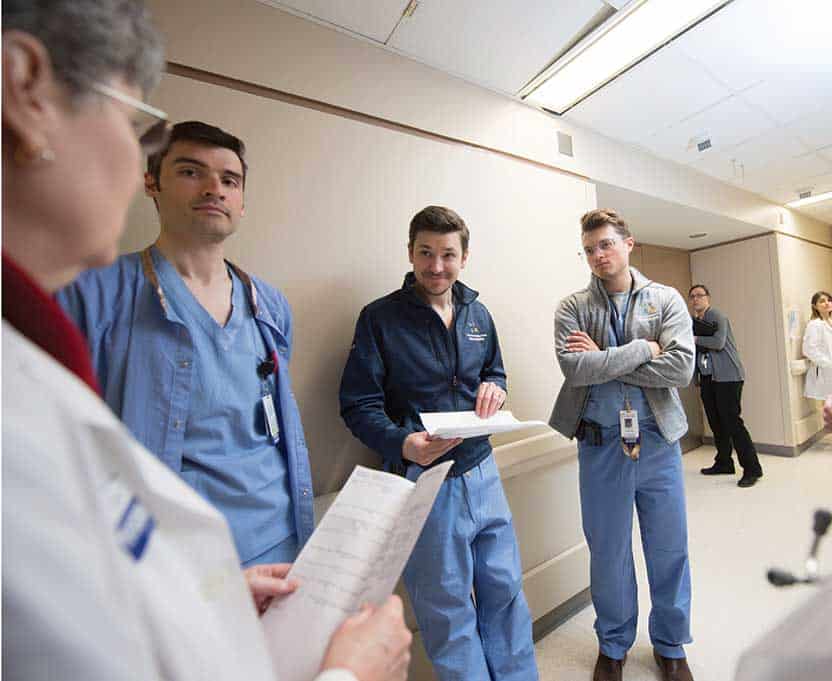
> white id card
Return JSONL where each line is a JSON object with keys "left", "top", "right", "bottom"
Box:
{"left": 262, "top": 393, "right": 280, "bottom": 443}
{"left": 619, "top": 409, "right": 639, "bottom": 441}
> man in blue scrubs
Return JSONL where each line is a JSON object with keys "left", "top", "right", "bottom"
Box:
{"left": 58, "top": 121, "right": 314, "bottom": 567}
{"left": 339, "top": 206, "right": 538, "bottom": 681}
{"left": 550, "top": 209, "right": 695, "bottom": 681}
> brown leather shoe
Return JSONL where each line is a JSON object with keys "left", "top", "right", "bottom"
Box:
{"left": 593, "top": 652, "right": 625, "bottom": 681}
{"left": 653, "top": 650, "right": 694, "bottom": 681}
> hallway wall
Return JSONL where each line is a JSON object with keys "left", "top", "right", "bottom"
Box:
{"left": 632, "top": 244, "right": 702, "bottom": 451}
{"left": 146, "top": 0, "right": 831, "bottom": 247}
{"left": 123, "top": 3, "right": 831, "bottom": 677}
{"left": 691, "top": 233, "right": 832, "bottom": 453}
{"left": 121, "top": 71, "right": 593, "bottom": 680}
{"left": 774, "top": 234, "right": 832, "bottom": 445}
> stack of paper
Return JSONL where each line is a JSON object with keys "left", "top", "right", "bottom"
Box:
{"left": 420, "top": 410, "right": 547, "bottom": 439}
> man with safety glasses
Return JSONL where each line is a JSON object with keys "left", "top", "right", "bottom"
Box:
{"left": 550, "top": 209, "right": 696, "bottom": 681}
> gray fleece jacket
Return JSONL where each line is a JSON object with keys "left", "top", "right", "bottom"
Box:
{"left": 549, "top": 267, "right": 695, "bottom": 443}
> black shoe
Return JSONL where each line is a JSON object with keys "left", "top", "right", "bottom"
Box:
{"left": 593, "top": 652, "right": 625, "bottom": 681}
{"left": 738, "top": 474, "right": 762, "bottom": 488}
{"left": 700, "top": 464, "right": 735, "bottom": 475}
{"left": 654, "top": 650, "right": 694, "bottom": 681}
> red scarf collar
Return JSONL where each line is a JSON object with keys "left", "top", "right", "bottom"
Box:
{"left": 2, "top": 253, "right": 100, "bottom": 395}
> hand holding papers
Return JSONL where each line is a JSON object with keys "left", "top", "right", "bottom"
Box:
{"left": 261, "top": 461, "right": 452, "bottom": 681}
{"left": 420, "top": 410, "right": 547, "bottom": 440}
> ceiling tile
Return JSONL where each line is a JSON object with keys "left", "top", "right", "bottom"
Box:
{"left": 387, "top": 0, "right": 607, "bottom": 95}
{"left": 689, "top": 149, "right": 745, "bottom": 184}
{"left": 565, "top": 43, "right": 731, "bottom": 145}
{"left": 675, "top": 0, "right": 777, "bottom": 91}
{"left": 742, "top": 154, "right": 832, "bottom": 197}
{"left": 638, "top": 95, "right": 776, "bottom": 165}
{"left": 754, "top": 171, "right": 832, "bottom": 206}
{"left": 741, "top": 73, "right": 832, "bottom": 125}
{"left": 258, "top": 0, "right": 410, "bottom": 43}
{"left": 785, "top": 109, "right": 832, "bottom": 151}
{"left": 724, "top": 127, "right": 812, "bottom": 171}
{"left": 677, "top": 0, "right": 832, "bottom": 91}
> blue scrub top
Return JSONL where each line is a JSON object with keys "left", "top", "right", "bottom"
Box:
{"left": 155, "top": 254, "right": 294, "bottom": 561}
{"left": 584, "top": 290, "right": 653, "bottom": 427}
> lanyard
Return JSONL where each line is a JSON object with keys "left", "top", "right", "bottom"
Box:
{"left": 608, "top": 281, "right": 634, "bottom": 347}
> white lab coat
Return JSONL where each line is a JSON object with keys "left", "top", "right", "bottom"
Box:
{"left": 2, "top": 323, "right": 355, "bottom": 681}
{"left": 802, "top": 318, "right": 832, "bottom": 399}
{"left": 734, "top": 583, "right": 832, "bottom": 681}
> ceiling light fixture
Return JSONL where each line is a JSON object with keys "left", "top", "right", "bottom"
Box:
{"left": 786, "top": 190, "right": 832, "bottom": 208}
{"left": 522, "top": 0, "right": 734, "bottom": 115}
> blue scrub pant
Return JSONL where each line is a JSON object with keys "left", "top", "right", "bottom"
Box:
{"left": 242, "top": 533, "right": 298, "bottom": 567}
{"left": 578, "top": 418, "right": 692, "bottom": 660}
{"left": 403, "top": 456, "right": 538, "bottom": 681}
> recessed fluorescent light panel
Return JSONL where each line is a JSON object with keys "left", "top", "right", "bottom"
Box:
{"left": 786, "top": 191, "right": 832, "bottom": 208}
{"left": 524, "top": 0, "right": 733, "bottom": 114}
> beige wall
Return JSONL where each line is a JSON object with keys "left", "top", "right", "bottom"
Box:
{"left": 146, "top": 0, "right": 831, "bottom": 246}
{"left": 123, "top": 69, "right": 594, "bottom": 677}
{"left": 691, "top": 236, "right": 788, "bottom": 448}
{"left": 124, "top": 72, "right": 594, "bottom": 491}
{"left": 691, "top": 234, "right": 832, "bottom": 451}
{"left": 633, "top": 244, "right": 702, "bottom": 449}
{"left": 124, "top": 4, "right": 830, "bottom": 676}
{"left": 773, "top": 234, "right": 832, "bottom": 444}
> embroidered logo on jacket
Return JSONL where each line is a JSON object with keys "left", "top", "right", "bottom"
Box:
{"left": 638, "top": 291, "right": 659, "bottom": 317}
{"left": 466, "top": 321, "right": 488, "bottom": 342}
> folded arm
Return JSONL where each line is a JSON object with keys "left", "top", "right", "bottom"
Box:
{"left": 693, "top": 308, "right": 728, "bottom": 351}
{"left": 555, "top": 297, "right": 653, "bottom": 387}
{"left": 618, "top": 289, "right": 695, "bottom": 389}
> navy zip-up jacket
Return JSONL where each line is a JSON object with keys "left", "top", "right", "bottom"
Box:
{"left": 339, "top": 273, "right": 507, "bottom": 477}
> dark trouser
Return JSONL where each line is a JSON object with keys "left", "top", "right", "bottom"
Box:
{"left": 699, "top": 376, "right": 763, "bottom": 476}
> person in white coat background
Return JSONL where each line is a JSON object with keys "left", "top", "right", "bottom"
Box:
{"left": 1, "top": 2, "right": 411, "bottom": 680}
{"left": 802, "top": 291, "right": 832, "bottom": 402}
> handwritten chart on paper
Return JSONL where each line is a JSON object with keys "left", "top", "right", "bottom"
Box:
{"left": 261, "top": 461, "right": 452, "bottom": 681}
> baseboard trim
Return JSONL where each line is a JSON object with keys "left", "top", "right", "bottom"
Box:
{"left": 797, "top": 429, "right": 828, "bottom": 453}
{"left": 532, "top": 587, "right": 592, "bottom": 642}
{"left": 701, "top": 431, "right": 827, "bottom": 457}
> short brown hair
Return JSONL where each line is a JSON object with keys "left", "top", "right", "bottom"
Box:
{"left": 408, "top": 206, "right": 470, "bottom": 252}
{"left": 580, "top": 208, "right": 631, "bottom": 239}
{"left": 147, "top": 120, "right": 248, "bottom": 189}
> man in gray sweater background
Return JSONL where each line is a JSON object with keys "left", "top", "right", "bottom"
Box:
{"left": 550, "top": 209, "right": 695, "bottom": 681}
{"left": 689, "top": 284, "right": 763, "bottom": 487}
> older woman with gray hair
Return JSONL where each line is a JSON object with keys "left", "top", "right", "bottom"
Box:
{"left": 1, "top": 2, "right": 410, "bottom": 680}
{"left": 688, "top": 285, "right": 764, "bottom": 488}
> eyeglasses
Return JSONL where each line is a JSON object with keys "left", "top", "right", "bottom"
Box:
{"left": 689, "top": 293, "right": 708, "bottom": 299}
{"left": 90, "top": 82, "right": 170, "bottom": 155}
{"left": 583, "top": 238, "right": 620, "bottom": 257}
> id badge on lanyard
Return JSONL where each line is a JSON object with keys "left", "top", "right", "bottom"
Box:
{"left": 620, "top": 398, "right": 640, "bottom": 460}
{"left": 610, "top": 288, "right": 639, "bottom": 459}
{"left": 257, "top": 349, "right": 280, "bottom": 444}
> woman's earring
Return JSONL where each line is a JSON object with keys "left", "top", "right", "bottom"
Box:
{"left": 14, "top": 145, "right": 55, "bottom": 165}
